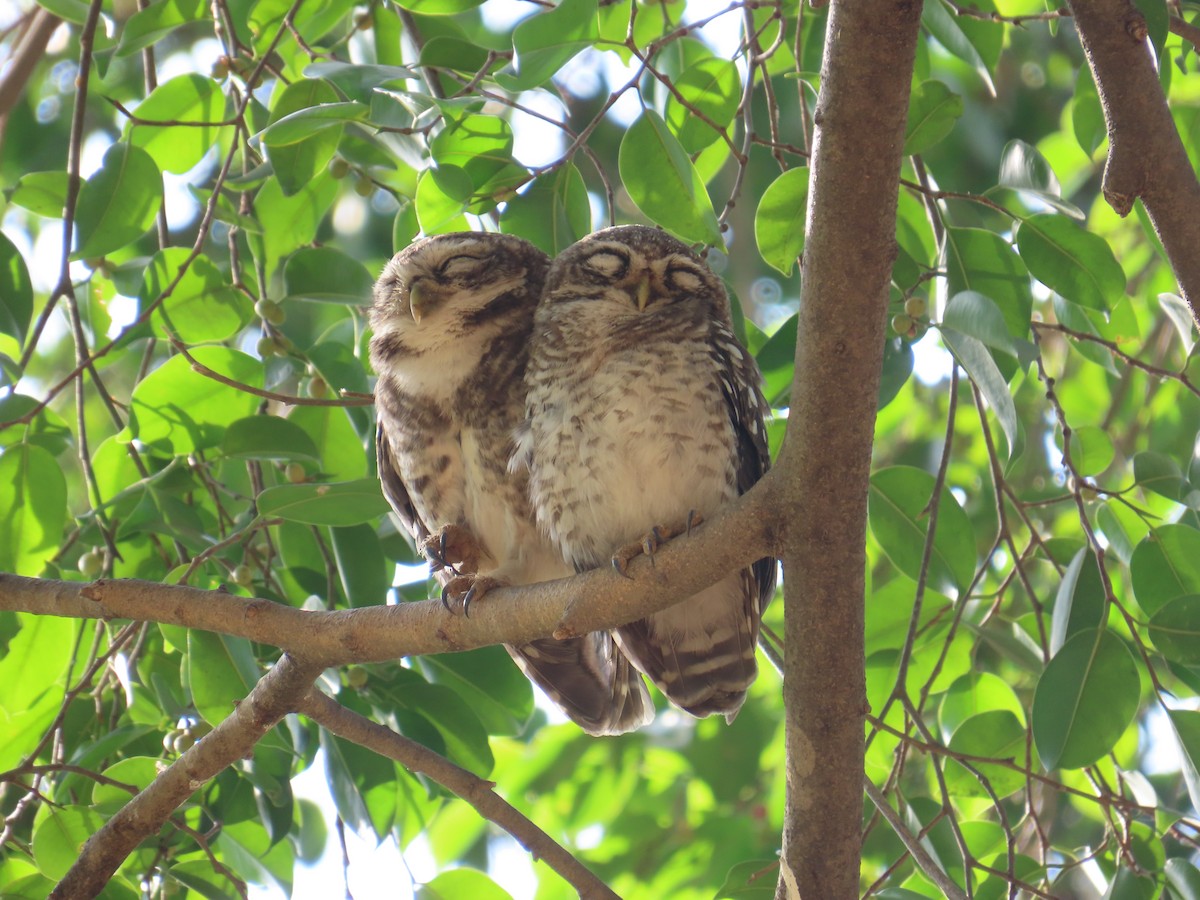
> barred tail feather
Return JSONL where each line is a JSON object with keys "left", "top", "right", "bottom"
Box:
{"left": 506, "top": 633, "right": 654, "bottom": 736}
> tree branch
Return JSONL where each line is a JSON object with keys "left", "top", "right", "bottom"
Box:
{"left": 1065, "top": 0, "right": 1200, "bottom": 316}
{"left": 298, "top": 691, "right": 620, "bottom": 900}
{"left": 0, "top": 469, "right": 779, "bottom": 667}
{"left": 50, "top": 654, "right": 322, "bottom": 899}
{"left": 776, "top": 0, "right": 923, "bottom": 896}
{"left": 863, "top": 777, "right": 968, "bottom": 900}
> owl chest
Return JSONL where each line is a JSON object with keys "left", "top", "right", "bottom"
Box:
{"left": 546, "top": 350, "right": 736, "bottom": 556}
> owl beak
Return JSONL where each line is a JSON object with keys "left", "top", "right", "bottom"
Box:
{"left": 408, "top": 281, "right": 430, "bottom": 323}
{"left": 634, "top": 274, "right": 652, "bottom": 312}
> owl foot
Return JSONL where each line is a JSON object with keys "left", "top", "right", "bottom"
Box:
{"left": 440, "top": 575, "right": 506, "bottom": 617}
{"left": 421, "top": 524, "right": 482, "bottom": 578}
{"left": 610, "top": 511, "right": 705, "bottom": 578}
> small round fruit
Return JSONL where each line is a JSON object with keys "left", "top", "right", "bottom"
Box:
{"left": 307, "top": 375, "right": 329, "bottom": 399}
{"left": 346, "top": 666, "right": 369, "bottom": 689}
{"left": 78, "top": 550, "right": 103, "bottom": 578}
{"left": 211, "top": 58, "right": 230, "bottom": 80}
{"left": 255, "top": 299, "right": 286, "bottom": 326}
{"left": 172, "top": 732, "right": 196, "bottom": 753}
{"left": 904, "top": 296, "right": 927, "bottom": 318}
{"left": 329, "top": 158, "right": 350, "bottom": 179}
{"left": 355, "top": 12, "right": 372, "bottom": 30}
{"left": 231, "top": 564, "right": 254, "bottom": 587}
{"left": 284, "top": 463, "right": 306, "bottom": 484}
{"left": 891, "top": 313, "right": 914, "bottom": 335}
{"left": 256, "top": 336, "right": 276, "bottom": 358}
{"left": 190, "top": 721, "right": 213, "bottom": 739}
{"left": 354, "top": 176, "right": 374, "bottom": 197}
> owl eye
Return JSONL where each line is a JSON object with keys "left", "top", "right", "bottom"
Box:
{"left": 438, "top": 254, "right": 489, "bottom": 280}
{"left": 583, "top": 251, "right": 628, "bottom": 280}
{"left": 666, "top": 265, "right": 704, "bottom": 292}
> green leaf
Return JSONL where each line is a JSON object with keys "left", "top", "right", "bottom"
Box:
{"left": 1070, "top": 425, "right": 1113, "bottom": 478}
{"left": 941, "top": 291, "right": 1015, "bottom": 356}
{"left": 904, "top": 80, "right": 963, "bottom": 154}
{"left": 1049, "top": 548, "right": 1106, "bottom": 656}
{"left": 943, "top": 227, "right": 1031, "bottom": 340}
{"left": 1134, "top": 0, "right": 1169, "bottom": 59}
{"left": 257, "top": 479, "right": 391, "bottom": 526}
{"left": 0, "top": 231, "right": 33, "bottom": 344}
{"left": 879, "top": 337, "right": 913, "bottom": 410}
{"left": 944, "top": 710, "right": 1026, "bottom": 798}
{"left": 0, "top": 444, "right": 67, "bottom": 576}
{"left": 126, "top": 74, "right": 230, "bottom": 174}
{"left": 938, "top": 672, "right": 1026, "bottom": 737}
{"left": 302, "top": 62, "right": 417, "bottom": 102}
{"left": 1072, "top": 67, "right": 1106, "bottom": 157}
{"left": 1016, "top": 214, "right": 1126, "bottom": 311}
{"left": 665, "top": 58, "right": 741, "bottom": 153}
{"left": 1131, "top": 526, "right": 1200, "bottom": 616}
{"left": 1166, "top": 854, "right": 1200, "bottom": 900}
{"left": 921, "top": 0, "right": 996, "bottom": 95}
{"left": 399, "top": 682, "right": 494, "bottom": 774}
{"left": 1032, "top": 628, "right": 1138, "bottom": 769}
{"left": 415, "top": 166, "right": 473, "bottom": 235}
{"left": 32, "top": 807, "right": 107, "bottom": 880}
{"left": 997, "top": 139, "right": 1082, "bottom": 219}
{"left": 418, "top": 869, "right": 512, "bottom": 900}
{"left": 265, "top": 80, "right": 345, "bottom": 197}
{"left": 1051, "top": 294, "right": 1119, "bottom": 375}
{"left": 91, "top": 757, "right": 159, "bottom": 813}
{"left": 116, "top": 0, "right": 207, "bottom": 56}
{"left": 429, "top": 114, "right": 514, "bottom": 191}
{"left": 1148, "top": 595, "right": 1200, "bottom": 664}
{"left": 1133, "top": 451, "right": 1192, "bottom": 504}
{"left": 867, "top": 466, "right": 976, "bottom": 594}
{"left": 419, "top": 36, "right": 493, "bottom": 73}
{"left": 1171, "top": 710, "right": 1200, "bottom": 825}
{"left": 74, "top": 143, "right": 163, "bottom": 259}
{"left": 8, "top": 170, "right": 71, "bottom": 218}
{"left": 321, "top": 726, "right": 399, "bottom": 841}
{"left": 396, "top": 0, "right": 486, "bottom": 14}
{"left": 619, "top": 110, "right": 722, "bottom": 246}
{"left": 221, "top": 416, "right": 321, "bottom": 464}
{"left": 941, "top": 327, "right": 1018, "bottom": 460}
{"left": 141, "top": 248, "right": 244, "bottom": 343}
{"left": 421, "top": 646, "right": 535, "bottom": 736}
{"left": 754, "top": 168, "right": 809, "bottom": 277}
{"left": 330, "top": 525, "right": 389, "bottom": 607}
{"left": 0, "top": 614, "right": 75, "bottom": 714}
{"left": 283, "top": 247, "right": 375, "bottom": 304}
{"left": 755, "top": 314, "right": 797, "bottom": 406}
{"left": 500, "top": 163, "right": 591, "bottom": 256}
{"left": 188, "top": 630, "right": 260, "bottom": 725}
{"left": 250, "top": 172, "right": 339, "bottom": 281}
{"left": 502, "top": 0, "right": 599, "bottom": 91}
{"left": 127, "top": 348, "right": 262, "bottom": 455}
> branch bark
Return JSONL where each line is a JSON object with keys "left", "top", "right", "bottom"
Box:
{"left": 298, "top": 691, "right": 619, "bottom": 900}
{"left": 0, "top": 471, "right": 778, "bottom": 666}
{"left": 50, "top": 654, "right": 322, "bottom": 899}
{"left": 776, "top": 0, "right": 923, "bottom": 896}
{"left": 1065, "top": 0, "right": 1200, "bottom": 316}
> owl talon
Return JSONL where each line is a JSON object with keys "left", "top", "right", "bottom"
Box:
{"left": 421, "top": 524, "right": 482, "bottom": 578}
{"left": 685, "top": 510, "right": 704, "bottom": 537}
{"left": 441, "top": 575, "right": 505, "bottom": 616}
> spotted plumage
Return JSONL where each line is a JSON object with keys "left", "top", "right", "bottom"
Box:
{"left": 517, "top": 225, "right": 776, "bottom": 722}
{"left": 369, "top": 232, "right": 652, "bottom": 735}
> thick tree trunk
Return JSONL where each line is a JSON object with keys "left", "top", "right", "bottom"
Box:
{"left": 777, "top": 1, "right": 923, "bottom": 896}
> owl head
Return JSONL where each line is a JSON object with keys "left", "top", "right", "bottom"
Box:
{"left": 542, "top": 225, "right": 731, "bottom": 325}
{"left": 369, "top": 232, "right": 548, "bottom": 360}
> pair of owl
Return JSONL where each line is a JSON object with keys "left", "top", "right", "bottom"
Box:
{"left": 368, "top": 225, "right": 776, "bottom": 736}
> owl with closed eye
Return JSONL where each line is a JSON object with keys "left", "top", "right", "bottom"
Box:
{"left": 517, "top": 225, "right": 776, "bottom": 723}
{"left": 369, "top": 231, "right": 652, "bottom": 735}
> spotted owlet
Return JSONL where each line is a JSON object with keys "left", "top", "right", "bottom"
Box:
{"left": 369, "top": 232, "right": 652, "bottom": 736}
{"left": 518, "top": 225, "right": 776, "bottom": 722}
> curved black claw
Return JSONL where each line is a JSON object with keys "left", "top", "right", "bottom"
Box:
{"left": 427, "top": 532, "right": 462, "bottom": 577}
{"left": 440, "top": 582, "right": 455, "bottom": 612}
{"left": 642, "top": 526, "right": 664, "bottom": 567}
{"left": 462, "top": 583, "right": 478, "bottom": 617}
{"left": 685, "top": 509, "right": 702, "bottom": 537}
{"left": 611, "top": 557, "right": 635, "bottom": 579}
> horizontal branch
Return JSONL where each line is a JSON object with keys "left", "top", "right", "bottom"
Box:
{"left": 298, "top": 691, "right": 619, "bottom": 900}
{"left": 1, "top": 469, "right": 780, "bottom": 668}
{"left": 51, "top": 654, "right": 321, "bottom": 898}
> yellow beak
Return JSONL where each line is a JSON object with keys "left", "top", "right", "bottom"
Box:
{"left": 635, "top": 274, "right": 652, "bottom": 312}
{"left": 409, "top": 281, "right": 428, "bottom": 323}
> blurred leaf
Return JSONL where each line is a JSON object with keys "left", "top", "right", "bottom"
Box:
{"left": 501, "top": 163, "right": 590, "bottom": 256}
{"left": 420, "top": 646, "right": 535, "bottom": 736}
{"left": 74, "top": 143, "right": 163, "bottom": 259}
{"left": 1072, "top": 67, "right": 1106, "bottom": 157}
{"left": 8, "top": 171, "right": 70, "bottom": 218}
{"left": 997, "top": 139, "right": 1082, "bottom": 218}
{"left": 396, "top": 0, "right": 487, "bottom": 14}
{"left": 941, "top": 327, "right": 1018, "bottom": 460}
{"left": 944, "top": 710, "right": 1026, "bottom": 798}
{"left": 265, "top": 80, "right": 345, "bottom": 197}
{"left": 188, "top": 630, "right": 260, "bottom": 725}
{"left": 1032, "top": 628, "right": 1138, "bottom": 769}
{"left": 867, "top": 466, "right": 976, "bottom": 594}
{"left": 1131, "top": 525, "right": 1200, "bottom": 616}
{"left": 1072, "top": 426, "right": 1113, "bottom": 477}
{"left": 1133, "top": 451, "right": 1191, "bottom": 504}
{"left": 0, "top": 444, "right": 67, "bottom": 576}
{"left": 32, "top": 807, "right": 107, "bottom": 880}
{"left": 416, "top": 166, "right": 474, "bottom": 234}
{"left": 754, "top": 168, "right": 808, "bottom": 277}
{"left": 1165, "top": 854, "right": 1200, "bottom": 900}
{"left": 302, "top": 62, "right": 417, "bottom": 101}
{"left": 921, "top": 0, "right": 995, "bottom": 95}
{"left": 331, "top": 524, "right": 389, "bottom": 607}
{"left": 418, "top": 869, "right": 512, "bottom": 900}
{"left": 1148, "top": 595, "right": 1200, "bottom": 664}
{"left": 257, "top": 479, "right": 391, "bottom": 526}
{"left": 261, "top": 102, "right": 370, "bottom": 147}
{"left": 502, "top": 0, "right": 599, "bottom": 90}
{"left": 1049, "top": 548, "right": 1106, "bottom": 656}
{"left": 943, "top": 228, "right": 1031, "bottom": 340}
{"left": 619, "top": 110, "right": 722, "bottom": 245}
{"left": 879, "top": 337, "right": 914, "bottom": 410}
{"left": 941, "top": 291, "right": 1015, "bottom": 355}
{"left": 904, "top": 80, "right": 963, "bottom": 154}
{"left": 1016, "top": 214, "right": 1125, "bottom": 311}
{"left": 221, "top": 416, "right": 321, "bottom": 464}
{"left": 283, "top": 247, "right": 375, "bottom": 304}
{"left": 0, "top": 232, "right": 33, "bottom": 344}
{"left": 141, "top": 248, "right": 244, "bottom": 343}
{"left": 1159, "top": 293, "right": 1196, "bottom": 353}
{"left": 755, "top": 314, "right": 798, "bottom": 406}
{"left": 117, "top": 0, "right": 207, "bottom": 56}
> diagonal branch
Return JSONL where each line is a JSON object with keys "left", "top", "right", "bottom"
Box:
{"left": 50, "top": 654, "right": 322, "bottom": 899}
{"left": 1065, "top": 0, "right": 1200, "bottom": 316}
{"left": 298, "top": 691, "right": 620, "bottom": 900}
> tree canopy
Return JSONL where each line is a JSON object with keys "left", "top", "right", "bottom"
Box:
{"left": 2, "top": 0, "right": 1200, "bottom": 897}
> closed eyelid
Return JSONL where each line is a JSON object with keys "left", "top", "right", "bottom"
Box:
{"left": 583, "top": 250, "right": 629, "bottom": 279}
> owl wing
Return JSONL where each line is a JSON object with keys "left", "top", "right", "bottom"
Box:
{"left": 712, "top": 323, "right": 777, "bottom": 612}
{"left": 507, "top": 634, "right": 653, "bottom": 736}
{"left": 377, "top": 423, "right": 430, "bottom": 549}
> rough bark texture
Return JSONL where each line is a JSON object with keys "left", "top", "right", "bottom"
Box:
{"left": 1066, "top": 0, "right": 1200, "bottom": 317}
{"left": 776, "top": 1, "right": 923, "bottom": 896}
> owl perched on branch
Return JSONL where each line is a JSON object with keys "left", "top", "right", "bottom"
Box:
{"left": 518, "top": 225, "right": 776, "bottom": 722}
{"left": 369, "top": 232, "right": 652, "bottom": 736}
